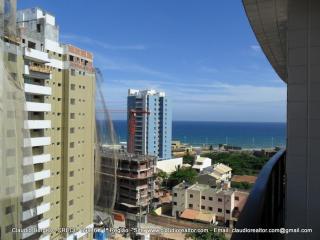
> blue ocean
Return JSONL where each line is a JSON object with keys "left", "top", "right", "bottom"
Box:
{"left": 112, "top": 120, "right": 286, "bottom": 149}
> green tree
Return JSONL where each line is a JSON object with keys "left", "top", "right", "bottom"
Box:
{"left": 201, "top": 152, "right": 268, "bottom": 175}
{"left": 168, "top": 167, "right": 198, "bottom": 187}
{"left": 186, "top": 230, "right": 227, "bottom": 240}
{"left": 183, "top": 154, "right": 195, "bottom": 165}
{"left": 231, "top": 181, "right": 253, "bottom": 190}
{"left": 156, "top": 170, "right": 169, "bottom": 188}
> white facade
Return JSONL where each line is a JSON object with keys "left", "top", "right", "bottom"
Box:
{"left": 157, "top": 157, "right": 183, "bottom": 173}
{"left": 23, "top": 154, "right": 51, "bottom": 166}
{"left": 172, "top": 183, "right": 248, "bottom": 224}
{"left": 192, "top": 155, "right": 212, "bottom": 172}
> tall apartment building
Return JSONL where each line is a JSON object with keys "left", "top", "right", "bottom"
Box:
{"left": 127, "top": 89, "right": 172, "bottom": 160}
{"left": 1, "top": 6, "right": 95, "bottom": 240}
{"left": 99, "top": 148, "right": 156, "bottom": 228}
{"left": 172, "top": 182, "right": 248, "bottom": 227}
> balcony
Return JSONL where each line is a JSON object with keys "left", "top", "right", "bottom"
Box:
{"left": 23, "top": 170, "right": 51, "bottom": 184}
{"left": 24, "top": 120, "right": 51, "bottom": 130}
{"left": 22, "top": 186, "right": 51, "bottom": 202}
{"left": 231, "top": 149, "right": 286, "bottom": 240}
{"left": 26, "top": 64, "right": 52, "bottom": 80}
{"left": 22, "top": 219, "right": 50, "bottom": 239}
{"left": 24, "top": 83, "right": 52, "bottom": 95}
{"left": 23, "top": 154, "right": 51, "bottom": 166}
{"left": 23, "top": 137, "right": 51, "bottom": 147}
{"left": 25, "top": 102, "right": 51, "bottom": 112}
{"left": 24, "top": 47, "right": 50, "bottom": 63}
{"left": 22, "top": 202, "right": 50, "bottom": 221}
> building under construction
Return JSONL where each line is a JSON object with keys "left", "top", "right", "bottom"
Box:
{"left": 99, "top": 147, "right": 157, "bottom": 227}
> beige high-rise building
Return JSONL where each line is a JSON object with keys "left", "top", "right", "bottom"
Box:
{"left": 1, "top": 5, "right": 95, "bottom": 240}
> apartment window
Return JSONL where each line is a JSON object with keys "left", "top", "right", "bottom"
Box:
{"left": 235, "top": 196, "right": 239, "bottom": 201}
{"left": 28, "top": 41, "right": 36, "bottom": 49}
{"left": 69, "top": 171, "right": 74, "bottom": 177}
{"left": 5, "top": 206, "right": 14, "bottom": 214}
{"left": 70, "top": 142, "right": 75, "bottom": 148}
{"left": 173, "top": 202, "right": 177, "bottom": 206}
{"left": 70, "top": 128, "right": 75, "bottom": 134}
{"left": 218, "top": 208, "right": 222, "bottom": 213}
{"left": 226, "top": 210, "right": 230, "bottom": 214}
{"left": 6, "top": 148, "right": 15, "bottom": 157}
{"left": 201, "top": 205, "right": 205, "bottom": 210}
{"left": 209, "top": 207, "right": 213, "bottom": 211}
{"left": 6, "top": 167, "right": 15, "bottom": 176}
{"left": 189, "top": 204, "right": 193, "bottom": 208}
{"left": 218, "top": 198, "right": 222, "bottom": 202}
{"left": 6, "top": 186, "right": 15, "bottom": 194}
{"left": 8, "top": 53, "right": 17, "bottom": 62}
{"left": 69, "top": 185, "right": 74, "bottom": 191}
{"left": 201, "top": 196, "right": 205, "bottom": 200}
{"left": 70, "top": 98, "right": 75, "bottom": 105}
{"left": 70, "top": 113, "right": 75, "bottom": 119}
{"left": 209, "top": 197, "right": 213, "bottom": 201}
{"left": 70, "top": 156, "right": 74, "bottom": 162}
{"left": 174, "top": 193, "right": 177, "bottom": 197}
{"left": 71, "top": 84, "right": 75, "bottom": 90}
{"left": 69, "top": 214, "right": 73, "bottom": 220}
{"left": 234, "top": 207, "right": 239, "bottom": 211}
{"left": 189, "top": 194, "right": 193, "bottom": 198}
{"left": 69, "top": 200, "right": 74, "bottom": 206}
{"left": 36, "top": 23, "right": 41, "bottom": 32}
{"left": 6, "top": 129, "right": 15, "bottom": 137}
{"left": 71, "top": 69, "right": 75, "bottom": 76}
{"left": 5, "top": 224, "right": 14, "bottom": 233}
{"left": 10, "top": 73, "right": 17, "bottom": 80}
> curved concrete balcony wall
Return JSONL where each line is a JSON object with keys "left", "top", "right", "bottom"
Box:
{"left": 24, "top": 120, "right": 51, "bottom": 129}
{"left": 25, "top": 102, "right": 51, "bottom": 112}
{"left": 24, "top": 84, "right": 52, "bottom": 95}
{"left": 23, "top": 154, "right": 51, "bottom": 166}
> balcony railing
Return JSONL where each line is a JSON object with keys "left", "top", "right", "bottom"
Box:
{"left": 231, "top": 149, "right": 286, "bottom": 240}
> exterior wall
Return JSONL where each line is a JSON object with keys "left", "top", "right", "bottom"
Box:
{"left": 197, "top": 174, "right": 218, "bottom": 187}
{"left": 172, "top": 183, "right": 248, "bottom": 223}
{"left": 286, "top": 1, "right": 320, "bottom": 237}
{"left": 159, "top": 97, "right": 172, "bottom": 159}
{"left": 1, "top": 7, "right": 95, "bottom": 240}
{"left": 172, "top": 185, "right": 187, "bottom": 217}
{"left": 156, "top": 157, "right": 183, "bottom": 173}
{"left": 192, "top": 157, "right": 211, "bottom": 172}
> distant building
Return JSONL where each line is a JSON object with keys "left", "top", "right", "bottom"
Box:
{"left": 192, "top": 155, "right": 212, "bottom": 172}
{"left": 157, "top": 157, "right": 183, "bottom": 174}
{"left": 197, "top": 163, "right": 232, "bottom": 188}
{"left": 127, "top": 89, "right": 172, "bottom": 160}
{"left": 219, "top": 144, "right": 242, "bottom": 151}
{"left": 172, "top": 182, "right": 248, "bottom": 227}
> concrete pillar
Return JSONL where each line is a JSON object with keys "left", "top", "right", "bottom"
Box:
{"left": 286, "top": 0, "right": 320, "bottom": 239}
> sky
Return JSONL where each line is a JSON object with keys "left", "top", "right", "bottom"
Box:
{"left": 18, "top": 0, "right": 287, "bottom": 122}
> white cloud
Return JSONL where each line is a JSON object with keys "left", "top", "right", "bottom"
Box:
{"left": 60, "top": 33, "right": 146, "bottom": 50}
{"left": 94, "top": 54, "right": 175, "bottom": 80}
{"left": 199, "top": 66, "right": 218, "bottom": 73}
{"left": 250, "top": 45, "right": 261, "bottom": 52}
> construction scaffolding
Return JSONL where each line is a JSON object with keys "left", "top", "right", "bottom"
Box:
{"left": 0, "top": 1, "right": 36, "bottom": 239}
{"left": 94, "top": 68, "right": 119, "bottom": 228}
